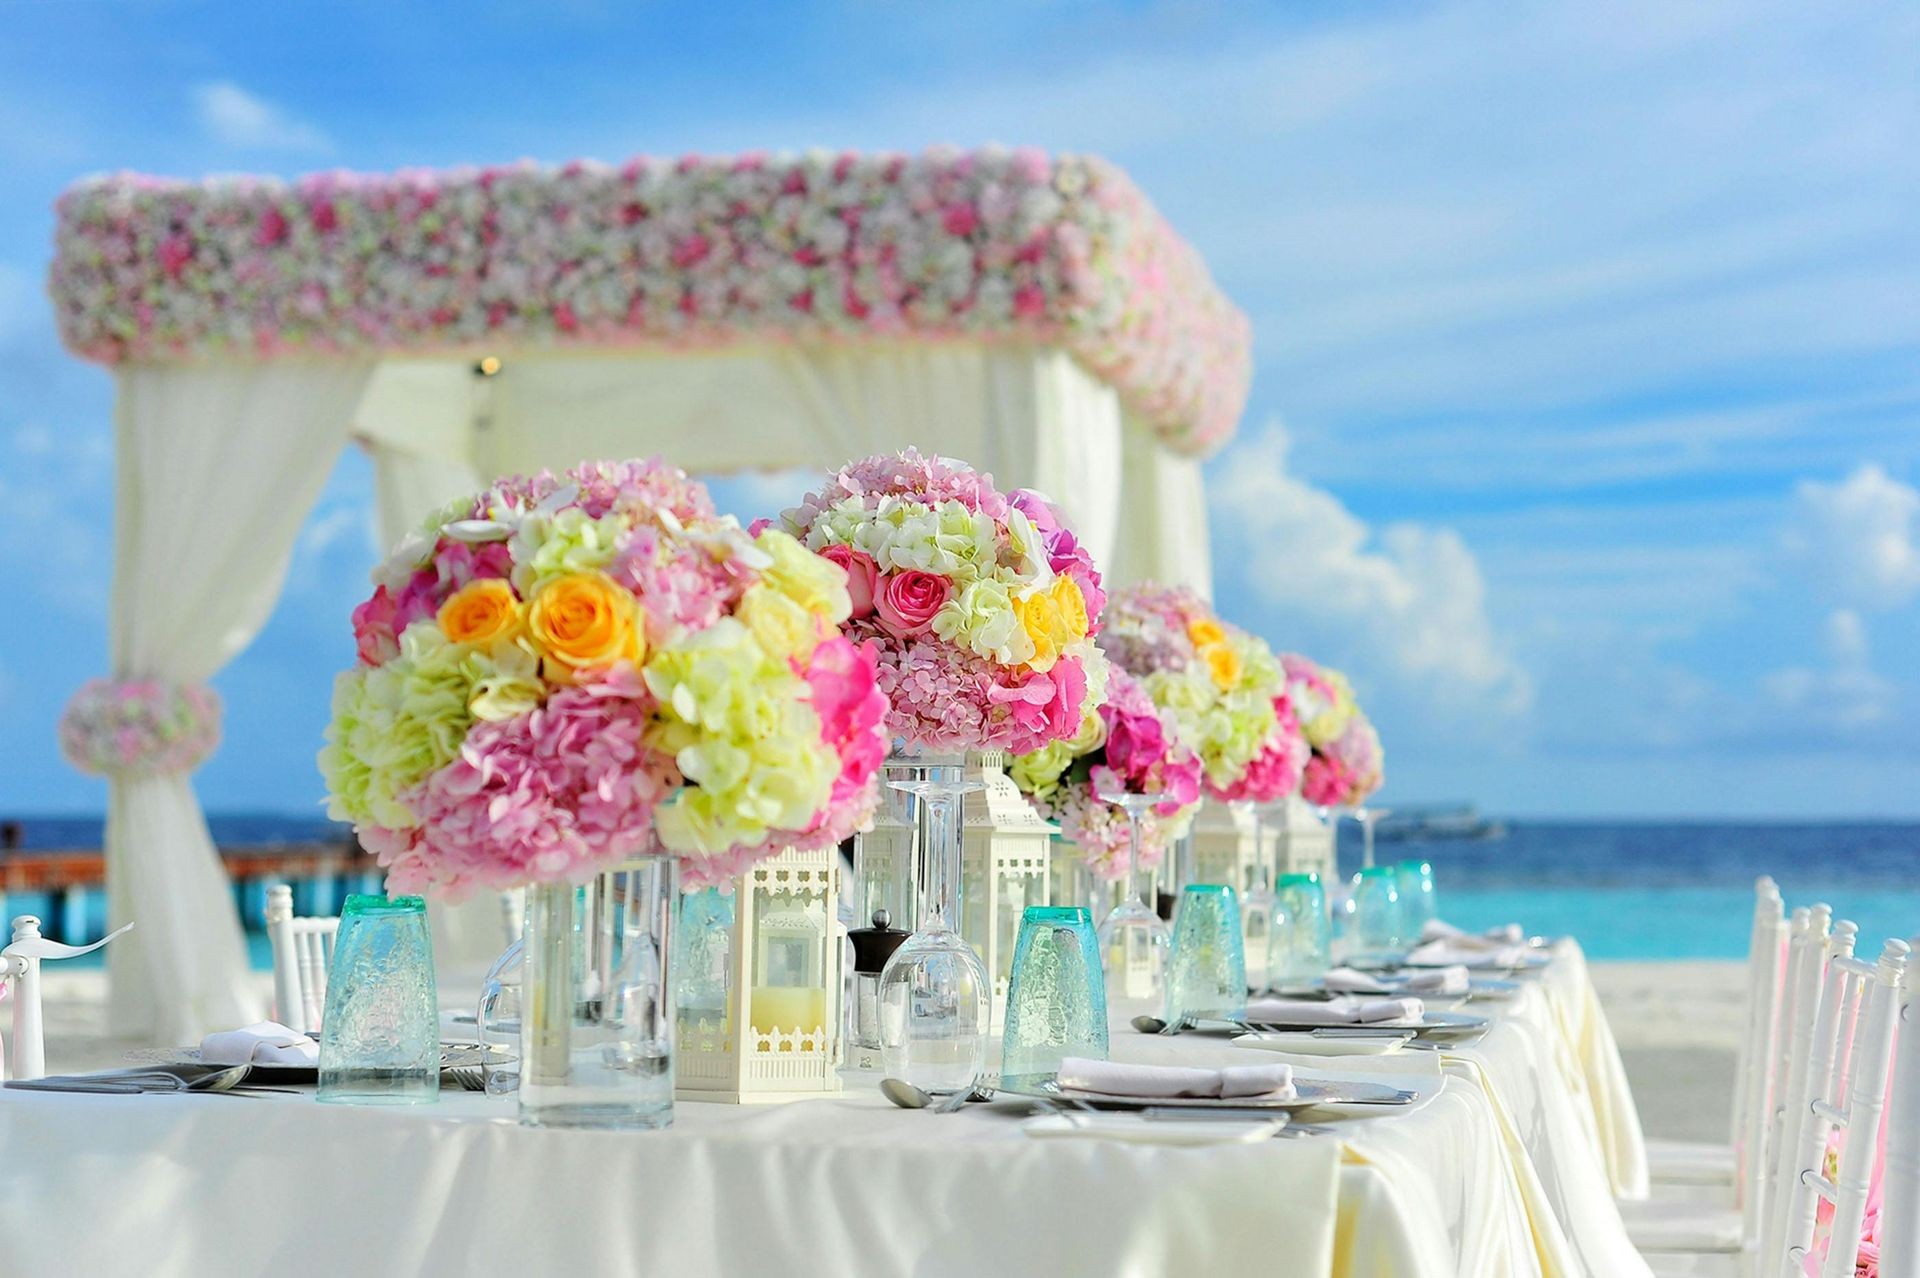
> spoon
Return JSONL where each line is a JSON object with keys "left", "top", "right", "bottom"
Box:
{"left": 879, "top": 1078, "right": 992, "bottom": 1112}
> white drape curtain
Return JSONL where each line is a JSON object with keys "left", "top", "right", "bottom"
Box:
{"left": 107, "top": 361, "right": 373, "bottom": 1043}
{"left": 1113, "top": 411, "right": 1213, "bottom": 597}
{"left": 482, "top": 343, "right": 1126, "bottom": 573}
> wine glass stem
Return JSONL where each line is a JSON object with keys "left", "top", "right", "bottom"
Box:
{"left": 1125, "top": 805, "right": 1148, "bottom": 911}
{"left": 1251, "top": 807, "right": 1271, "bottom": 896}
{"left": 918, "top": 790, "right": 961, "bottom": 933}
{"left": 1361, "top": 814, "right": 1375, "bottom": 870}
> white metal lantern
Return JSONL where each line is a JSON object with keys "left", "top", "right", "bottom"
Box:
{"left": 1267, "top": 796, "right": 1336, "bottom": 882}
{"left": 675, "top": 844, "right": 845, "bottom": 1104}
{"left": 1188, "top": 799, "right": 1267, "bottom": 896}
{"left": 1188, "top": 796, "right": 1334, "bottom": 889}
{"left": 852, "top": 750, "right": 1053, "bottom": 1031}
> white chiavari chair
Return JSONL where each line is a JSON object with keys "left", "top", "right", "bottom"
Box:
{"left": 0, "top": 914, "right": 133, "bottom": 1082}
{"left": 1779, "top": 938, "right": 1907, "bottom": 1278}
{"left": 1647, "top": 879, "right": 1787, "bottom": 1190}
{"left": 1760, "top": 905, "right": 1835, "bottom": 1268}
{"left": 265, "top": 884, "right": 340, "bottom": 1035}
{"left": 1628, "top": 900, "right": 1829, "bottom": 1267}
{"left": 1881, "top": 946, "right": 1919, "bottom": 1278}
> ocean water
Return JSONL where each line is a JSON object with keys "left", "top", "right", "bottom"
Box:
{"left": 1347, "top": 821, "right": 1920, "bottom": 961}
{"left": 7, "top": 816, "right": 1918, "bottom": 962}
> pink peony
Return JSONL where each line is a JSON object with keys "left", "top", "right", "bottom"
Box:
{"left": 994, "top": 657, "right": 1088, "bottom": 755}
{"left": 819, "top": 544, "right": 879, "bottom": 620}
{"left": 874, "top": 570, "right": 951, "bottom": 639}
{"left": 351, "top": 585, "right": 401, "bottom": 666}
{"left": 802, "top": 637, "right": 890, "bottom": 810}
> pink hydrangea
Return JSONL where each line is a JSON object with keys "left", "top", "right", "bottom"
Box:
{"left": 791, "top": 446, "right": 1013, "bottom": 523}
{"left": 802, "top": 637, "right": 890, "bottom": 814}
{"left": 366, "top": 671, "right": 673, "bottom": 902}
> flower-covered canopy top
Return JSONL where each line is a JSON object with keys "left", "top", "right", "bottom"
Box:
{"left": 50, "top": 147, "right": 1250, "bottom": 456}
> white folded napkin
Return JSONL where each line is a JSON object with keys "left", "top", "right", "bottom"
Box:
{"left": 1324, "top": 965, "right": 1469, "bottom": 996}
{"left": 1405, "top": 938, "right": 1532, "bottom": 970}
{"left": 200, "top": 1021, "right": 319, "bottom": 1066}
{"left": 1419, "top": 919, "right": 1526, "bottom": 948}
{"left": 1245, "top": 995, "right": 1424, "bottom": 1026}
{"left": 1055, "top": 1056, "right": 1296, "bottom": 1100}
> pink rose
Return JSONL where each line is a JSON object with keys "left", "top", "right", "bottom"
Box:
{"left": 820, "top": 544, "right": 879, "bottom": 620}
{"left": 874, "top": 570, "right": 951, "bottom": 639}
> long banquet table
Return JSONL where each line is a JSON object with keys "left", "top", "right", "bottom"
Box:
{"left": 0, "top": 942, "right": 1651, "bottom": 1277}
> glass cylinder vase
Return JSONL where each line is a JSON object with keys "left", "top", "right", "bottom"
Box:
{"left": 519, "top": 858, "right": 677, "bottom": 1130}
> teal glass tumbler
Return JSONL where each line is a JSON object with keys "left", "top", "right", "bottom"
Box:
{"left": 1165, "top": 885, "right": 1247, "bottom": 1023}
{"left": 1396, "top": 859, "right": 1438, "bottom": 937}
{"left": 1271, "top": 872, "right": 1331, "bottom": 987}
{"left": 1001, "top": 906, "right": 1107, "bottom": 1077}
{"left": 1347, "top": 867, "right": 1405, "bottom": 968}
{"left": 318, "top": 895, "right": 439, "bottom": 1105}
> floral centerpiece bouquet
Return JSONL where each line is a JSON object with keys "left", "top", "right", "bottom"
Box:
{"left": 1098, "top": 583, "right": 1305, "bottom": 804}
{"left": 1282, "top": 654, "right": 1385, "bottom": 807}
{"left": 777, "top": 449, "right": 1106, "bottom": 754}
{"left": 1009, "top": 666, "right": 1203, "bottom": 879}
{"left": 320, "top": 457, "right": 889, "bottom": 897}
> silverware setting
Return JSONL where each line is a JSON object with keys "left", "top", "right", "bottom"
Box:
{"left": 879, "top": 1077, "right": 997, "bottom": 1112}
{"left": 3, "top": 1065, "right": 294, "bottom": 1096}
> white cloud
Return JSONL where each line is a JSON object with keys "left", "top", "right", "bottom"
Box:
{"left": 1210, "top": 425, "right": 1532, "bottom": 727}
{"left": 1761, "top": 608, "right": 1896, "bottom": 731}
{"left": 1781, "top": 464, "right": 1920, "bottom": 609}
{"left": 191, "top": 82, "right": 331, "bottom": 153}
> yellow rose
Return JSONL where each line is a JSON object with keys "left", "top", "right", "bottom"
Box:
{"left": 437, "top": 579, "right": 522, "bottom": 648}
{"left": 738, "top": 583, "right": 824, "bottom": 661}
{"left": 1186, "top": 616, "right": 1226, "bottom": 649}
{"left": 1050, "top": 575, "right": 1089, "bottom": 644}
{"left": 526, "top": 571, "right": 645, "bottom": 682}
{"left": 1201, "top": 641, "right": 1242, "bottom": 690}
{"left": 1015, "top": 584, "right": 1088, "bottom": 674}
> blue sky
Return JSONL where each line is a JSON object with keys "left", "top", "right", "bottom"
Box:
{"left": 1, "top": 1, "right": 1916, "bottom": 819}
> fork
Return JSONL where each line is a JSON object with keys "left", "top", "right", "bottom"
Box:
{"left": 446, "top": 1066, "right": 489, "bottom": 1092}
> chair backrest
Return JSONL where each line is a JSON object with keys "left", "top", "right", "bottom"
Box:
{"left": 1780, "top": 937, "right": 1908, "bottom": 1278}
{"left": 1775, "top": 920, "right": 1863, "bottom": 1276}
{"left": 265, "top": 885, "right": 340, "bottom": 1034}
{"left": 1760, "top": 904, "right": 1832, "bottom": 1258}
{"left": 1878, "top": 947, "right": 1919, "bottom": 1278}
{"left": 1737, "top": 877, "right": 1787, "bottom": 1217}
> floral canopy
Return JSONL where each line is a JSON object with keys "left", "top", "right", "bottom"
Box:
{"left": 47, "top": 145, "right": 1251, "bottom": 1043}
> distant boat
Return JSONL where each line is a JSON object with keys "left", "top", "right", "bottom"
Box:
{"left": 1375, "top": 805, "right": 1508, "bottom": 843}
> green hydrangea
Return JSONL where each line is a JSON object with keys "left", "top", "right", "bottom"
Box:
{"left": 319, "top": 624, "right": 479, "bottom": 828}
{"left": 643, "top": 618, "right": 838, "bottom": 854}
{"left": 509, "top": 506, "right": 627, "bottom": 593}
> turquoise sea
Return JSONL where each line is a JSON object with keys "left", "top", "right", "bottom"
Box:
{"left": 1357, "top": 821, "right": 1920, "bottom": 960}
{"left": 7, "top": 816, "right": 1918, "bottom": 962}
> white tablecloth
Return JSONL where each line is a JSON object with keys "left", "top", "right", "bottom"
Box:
{"left": 0, "top": 944, "right": 1648, "bottom": 1278}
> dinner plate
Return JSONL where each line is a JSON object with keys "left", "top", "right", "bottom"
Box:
{"left": 1242, "top": 1009, "right": 1489, "bottom": 1035}
{"left": 126, "top": 1042, "right": 496, "bottom": 1083}
{"left": 996, "top": 1071, "right": 1418, "bottom": 1110}
{"left": 1268, "top": 977, "right": 1518, "bottom": 999}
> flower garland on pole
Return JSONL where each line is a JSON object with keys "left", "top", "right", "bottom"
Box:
{"left": 59, "top": 678, "right": 222, "bottom": 779}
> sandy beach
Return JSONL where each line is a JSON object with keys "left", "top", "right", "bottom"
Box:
{"left": 32, "top": 960, "right": 1747, "bottom": 1144}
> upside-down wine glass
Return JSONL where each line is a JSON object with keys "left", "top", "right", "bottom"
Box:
{"left": 1236, "top": 801, "right": 1288, "bottom": 994}
{"left": 876, "top": 756, "right": 990, "bottom": 1096}
{"left": 1094, "top": 788, "right": 1173, "bottom": 1015}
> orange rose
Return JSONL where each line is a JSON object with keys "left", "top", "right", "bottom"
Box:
{"left": 1201, "top": 641, "right": 1242, "bottom": 690}
{"left": 526, "top": 571, "right": 645, "bottom": 681}
{"left": 1186, "top": 616, "right": 1226, "bottom": 649}
{"left": 437, "top": 579, "right": 522, "bottom": 648}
